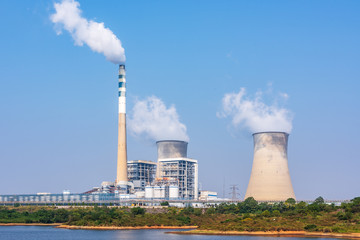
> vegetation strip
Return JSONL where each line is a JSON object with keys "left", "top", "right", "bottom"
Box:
{"left": 168, "top": 230, "right": 360, "bottom": 239}
{"left": 0, "top": 196, "right": 359, "bottom": 235}
{"left": 0, "top": 223, "right": 61, "bottom": 226}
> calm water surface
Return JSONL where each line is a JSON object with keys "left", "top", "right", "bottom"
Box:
{"left": 0, "top": 226, "right": 343, "bottom": 240}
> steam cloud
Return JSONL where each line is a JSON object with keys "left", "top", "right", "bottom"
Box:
{"left": 128, "top": 96, "right": 189, "bottom": 142}
{"left": 218, "top": 88, "right": 293, "bottom": 133}
{"left": 50, "top": 0, "right": 125, "bottom": 64}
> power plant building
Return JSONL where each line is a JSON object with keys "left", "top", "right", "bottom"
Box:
{"left": 127, "top": 160, "right": 156, "bottom": 191}
{"left": 245, "top": 132, "right": 296, "bottom": 201}
{"left": 155, "top": 140, "right": 199, "bottom": 200}
{"left": 0, "top": 65, "right": 208, "bottom": 204}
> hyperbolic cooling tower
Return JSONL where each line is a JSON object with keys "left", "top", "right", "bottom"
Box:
{"left": 245, "top": 132, "right": 296, "bottom": 201}
{"left": 156, "top": 140, "right": 188, "bottom": 159}
{"left": 156, "top": 140, "right": 188, "bottom": 178}
{"left": 116, "top": 64, "right": 128, "bottom": 186}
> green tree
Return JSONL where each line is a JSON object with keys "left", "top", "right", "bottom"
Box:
{"left": 314, "top": 196, "right": 325, "bottom": 204}
{"left": 272, "top": 210, "right": 280, "bottom": 217}
{"left": 131, "top": 207, "right": 145, "bottom": 216}
{"left": 261, "top": 210, "right": 270, "bottom": 217}
{"left": 160, "top": 201, "right": 169, "bottom": 206}
{"left": 295, "top": 201, "right": 307, "bottom": 214}
{"left": 285, "top": 198, "right": 296, "bottom": 206}
{"left": 239, "top": 197, "right": 258, "bottom": 213}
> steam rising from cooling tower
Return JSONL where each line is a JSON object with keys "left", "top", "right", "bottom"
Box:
{"left": 219, "top": 87, "right": 295, "bottom": 201}
{"left": 218, "top": 87, "right": 293, "bottom": 133}
{"left": 128, "top": 96, "right": 189, "bottom": 142}
{"left": 51, "top": 0, "right": 125, "bottom": 64}
{"left": 245, "top": 132, "right": 295, "bottom": 201}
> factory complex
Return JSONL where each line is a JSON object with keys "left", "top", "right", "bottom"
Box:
{"left": 86, "top": 140, "right": 199, "bottom": 200}
{"left": 1, "top": 65, "right": 298, "bottom": 205}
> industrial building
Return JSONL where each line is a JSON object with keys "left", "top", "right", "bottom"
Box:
{"left": 0, "top": 64, "right": 206, "bottom": 203}
{"left": 111, "top": 65, "right": 200, "bottom": 199}
{"left": 245, "top": 132, "right": 296, "bottom": 201}
{"left": 127, "top": 160, "right": 156, "bottom": 191}
{"left": 199, "top": 191, "right": 218, "bottom": 201}
{"left": 154, "top": 140, "right": 199, "bottom": 200}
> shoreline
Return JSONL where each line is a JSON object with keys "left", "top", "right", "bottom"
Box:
{"left": 1, "top": 224, "right": 360, "bottom": 239}
{"left": 167, "top": 230, "right": 360, "bottom": 239}
{"left": 57, "top": 225, "right": 198, "bottom": 230}
{"left": 0, "top": 223, "right": 61, "bottom": 226}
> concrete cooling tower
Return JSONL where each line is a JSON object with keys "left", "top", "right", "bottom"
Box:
{"left": 156, "top": 140, "right": 188, "bottom": 159}
{"left": 245, "top": 132, "right": 296, "bottom": 201}
{"left": 155, "top": 140, "right": 198, "bottom": 199}
{"left": 156, "top": 140, "right": 188, "bottom": 179}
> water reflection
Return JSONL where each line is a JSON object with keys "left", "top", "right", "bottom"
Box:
{"left": 0, "top": 226, "right": 342, "bottom": 240}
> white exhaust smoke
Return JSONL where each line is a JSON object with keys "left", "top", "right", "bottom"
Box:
{"left": 128, "top": 96, "right": 189, "bottom": 142}
{"left": 218, "top": 87, "right": 293, "bottom": 133}
{"left": 50, "top": 0, "right": 125, "bottom": 64}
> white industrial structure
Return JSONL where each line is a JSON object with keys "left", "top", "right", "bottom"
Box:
{"left": 199, "top": 191, "right": 218, "bottom": 201}
{"left": 154, "top": 140, "right": 199, "bottom": 200}
{"left": 245, "top": 132, "right": 296, "bottom": 201}
{"left": 127, "top": 160, "right": 156, "bottom": 191}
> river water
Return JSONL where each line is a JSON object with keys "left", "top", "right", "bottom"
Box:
{"left": 0, "top": 226, "right": 342, "bottom": 240}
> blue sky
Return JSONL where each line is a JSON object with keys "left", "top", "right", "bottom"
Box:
{"left": 0, "top": 0, "right": 359, "bottom": 200}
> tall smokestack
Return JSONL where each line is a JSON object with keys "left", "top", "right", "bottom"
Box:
{"left": 245, "top": 132, "right": 295, "bottom": 201}
{"left": 116, "top": 64, "right": 128, "bottom": 186}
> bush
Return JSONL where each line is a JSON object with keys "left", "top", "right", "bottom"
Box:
{"left": 182, "top": 207, "right": 194, "bottom": 215}
{"left": 176, "top": 215, "right": 191, "bottom": 225}
{"left": 304, "top": 224, "right": 317, "bottom": 231}
{"left": 160, "top": 201, "right": 169, "bottom": 206}
{"left": 25, "top": 219, "right": 33, "bottom": 223}
{"left": 131, "top": 207, "right": 145, "bottom": 216}
{"left": 194, "top": 208, "right": 202, "bottom": 216}
{"left": 337, "top": 211, "right": 353, "bottom": 220}
{"left": 272, "top": 210, "right": 280, "bottom": 217}
{"left": 332, "top": 226, "right": 347, "bottom": 233}
{"left": 261, "top": 210, "right": 270, "bottom": 217}
{"left": 241, "top": 218, "right": 253, "bottom": 222}
{"left": 206, "top": 207, "right": 216, "bottom": 215}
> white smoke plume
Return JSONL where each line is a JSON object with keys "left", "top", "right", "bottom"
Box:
{"left": 128, "top": 96, "right": 189, "bottom": 142}
{"left": 218, "top": 88, "right": 293, "bottom": 133}
{"left": 50, "top": 0, "right": 125, "bottom": 64}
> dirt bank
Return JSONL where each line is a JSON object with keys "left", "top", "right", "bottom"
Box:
{"left": 57, "top": 225, "right": 198, "bottom": 230}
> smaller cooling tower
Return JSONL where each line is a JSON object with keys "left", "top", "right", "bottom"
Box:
{"left": 245, "top": 132, "right": 295, "bottom": 201}
{"left": 156, "top": 140, "right": 188, "bottom": 159}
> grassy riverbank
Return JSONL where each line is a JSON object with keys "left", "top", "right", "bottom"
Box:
{"left": 1, "top": 197, "right": 359, "bottom": 234}
{"left": 168, "top": 230, "right": 360, "bottom": 239}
